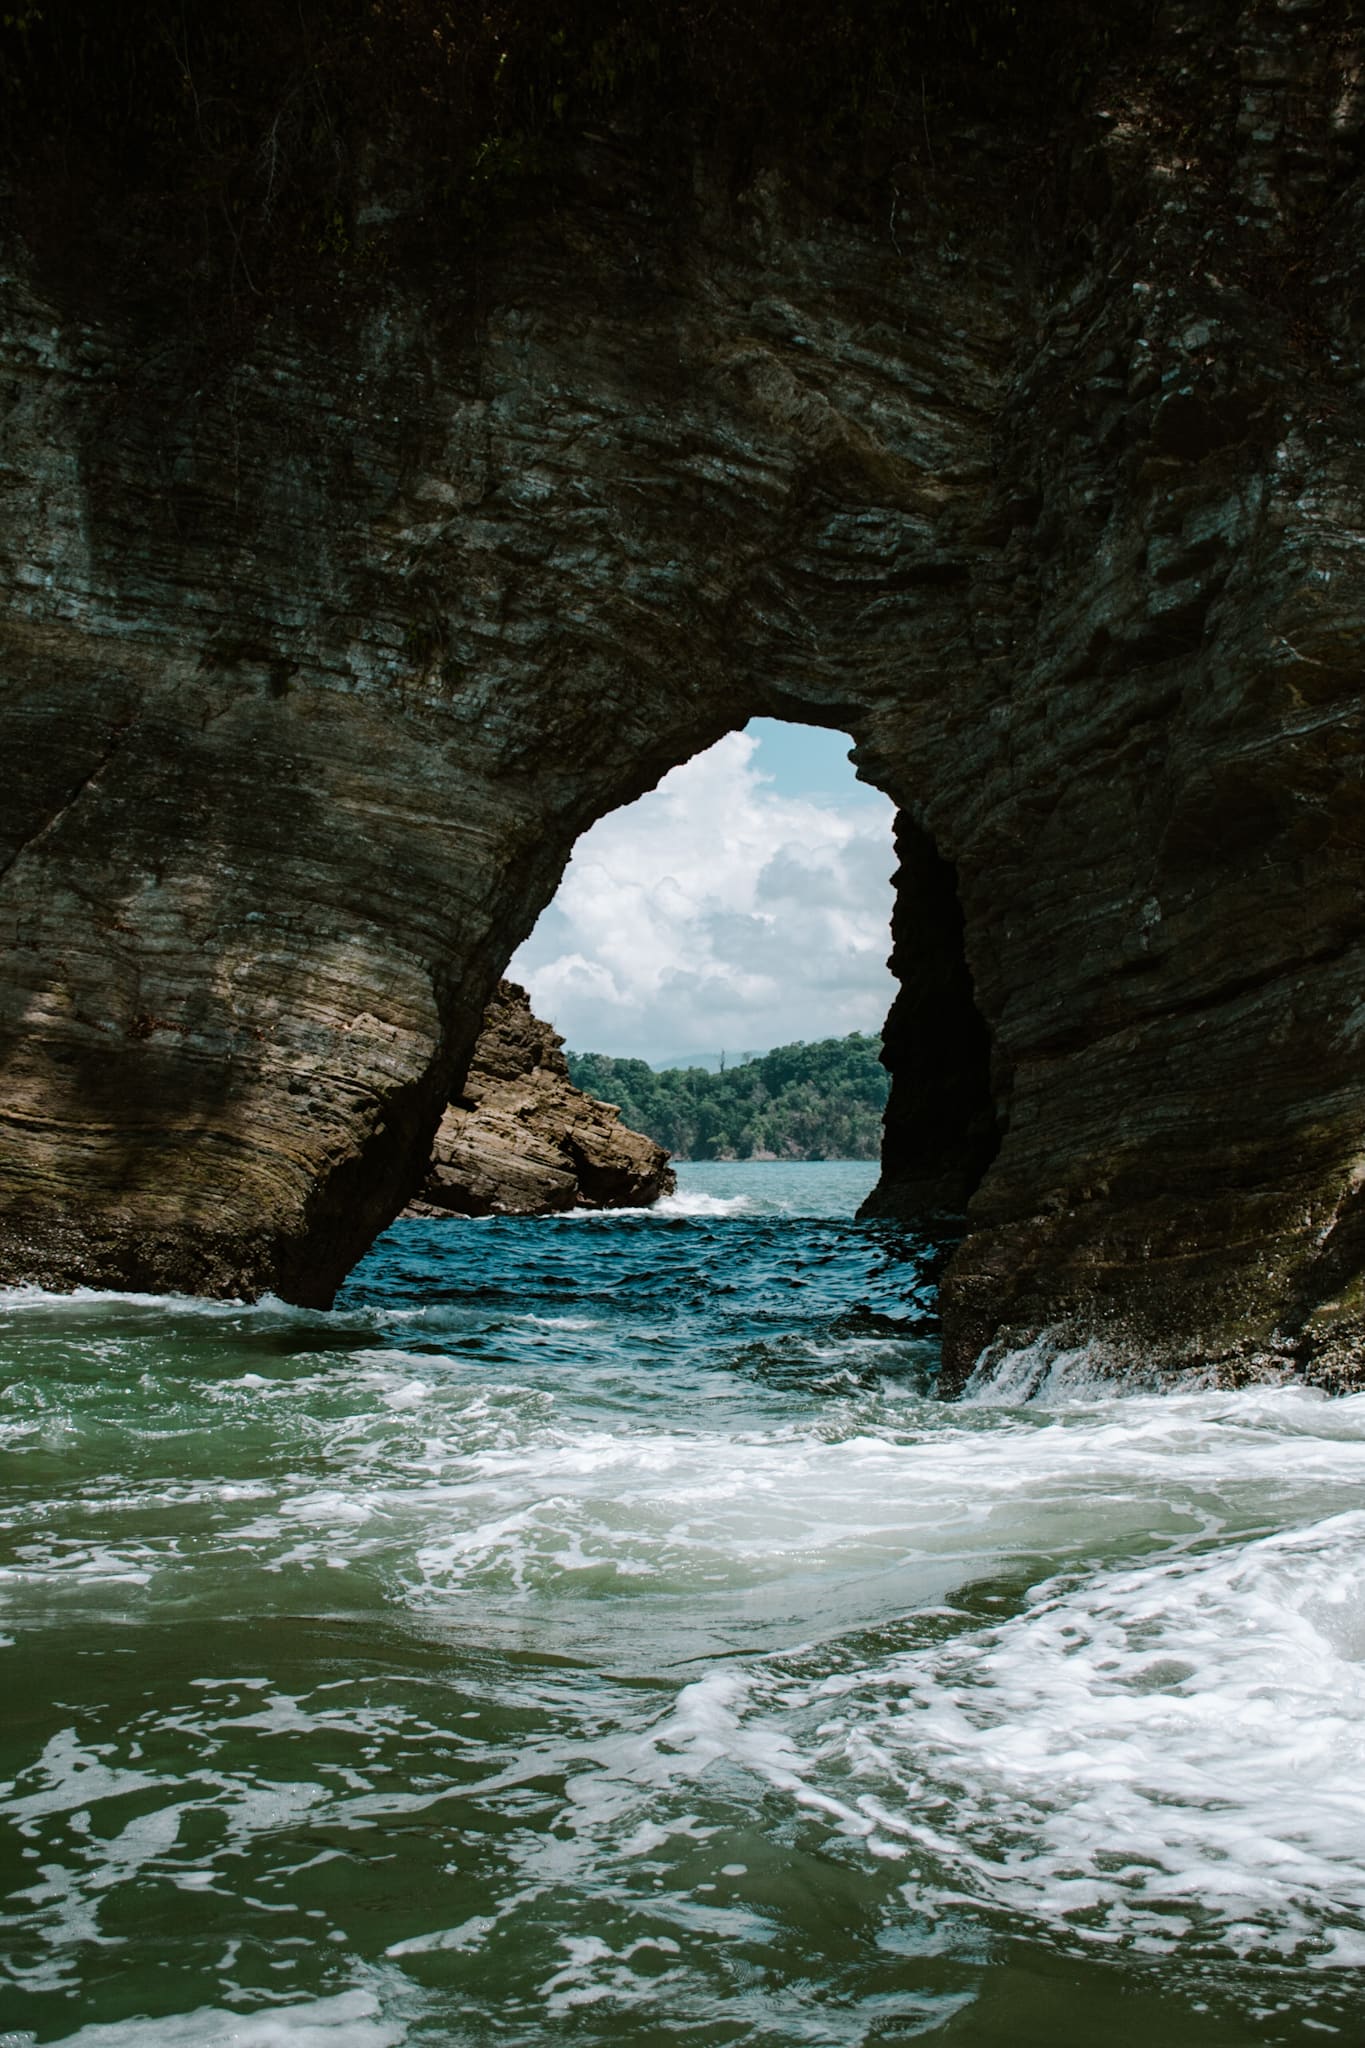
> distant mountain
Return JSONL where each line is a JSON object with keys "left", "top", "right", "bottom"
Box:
{"left": 647, "top": 1050, "right": 765, "bottom": 1074}
{"left": 566, "top": 1033, "right": 888, "bottom": 1162}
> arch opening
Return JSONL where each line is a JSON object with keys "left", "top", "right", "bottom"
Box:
{"left": 487, "top": 717, "right": 1000, "bottom": 1218}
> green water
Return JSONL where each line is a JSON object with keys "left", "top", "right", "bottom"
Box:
{"left": 1, "top": 1164, "right": 1362, "bottom": 2044}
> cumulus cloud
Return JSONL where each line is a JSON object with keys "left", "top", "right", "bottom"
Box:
{"left": 509, "top": 731, "right": 896, "bottom": 1060}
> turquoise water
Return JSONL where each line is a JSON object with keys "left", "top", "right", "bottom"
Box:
{"left": 1, "top": 1162, "right": 1363, "bottom": 2044}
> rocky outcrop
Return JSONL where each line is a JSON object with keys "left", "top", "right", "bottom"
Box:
{"left": 405, "top": 982, "right": 673, "bottom": 1217}
{"left": 3, "top": 1, "right": 1365, "bottom": 1390}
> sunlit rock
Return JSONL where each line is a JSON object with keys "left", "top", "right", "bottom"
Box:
{"left": 406, "top": 982, "right": 674, "bottom": 1217}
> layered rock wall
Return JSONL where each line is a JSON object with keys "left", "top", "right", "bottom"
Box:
{"left": 407, "top": 981, "right": 674, "bottom": 1216}
{"left": 3, "top": 0, "right": 1365, "bottom": 1386}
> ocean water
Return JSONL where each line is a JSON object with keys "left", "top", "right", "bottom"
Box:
{"left": 1, "top": 1160, "right": 1362, "bottom": 2046}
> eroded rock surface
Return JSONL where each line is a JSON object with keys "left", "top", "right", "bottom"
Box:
{"left": 406, "top": 982, "right": 674, "bottom": 1217}
{"left": 3, "top": 0, "right": 1365, "bottom": 1387}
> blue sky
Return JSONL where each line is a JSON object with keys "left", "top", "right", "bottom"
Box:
{"left": 510, "top": 720, "right": 897, "bottom": 1061}
{"left": 747, "top": 717, "right": 861, "bottom": 799}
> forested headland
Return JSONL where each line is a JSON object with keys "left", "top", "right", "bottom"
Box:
{"left": 566, "top": 1034, "right": 888, "bottom": 1162}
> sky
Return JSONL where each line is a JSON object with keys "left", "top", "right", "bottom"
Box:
{"left": 508, "top": 719, "right": 897, "bottom": 1064}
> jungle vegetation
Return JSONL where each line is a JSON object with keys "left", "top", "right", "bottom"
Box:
{"left": 567, "top": 1032, "right": 889, "bottom": 1162}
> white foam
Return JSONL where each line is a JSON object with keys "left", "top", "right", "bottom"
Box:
{"left": 9, "top": 1268, "right": 1365, "bottom": 2002}
{"left": 4, "top": 1728, "right": 165, "bottom": 1824}
{"left": 653, "top": 1190, "right": 755, "bottom": 1217}
{"left": 0, "top": 1285, "right": 318, "bottom": 1321}
{"left": 959, "top": 1333, "right": 1188, "bottom": 1405}
{"left": 959, "top": 1331, "right": 1303, "bottom": 1407}
{"left": 387, "top": 1393, "right": 1365, "bottom": 1974}
{"left": 8, "top": 1369, "right": 1363, "bottom": 1627}
{"left": 666, "top": 1510, "right": 1365, "bottom": 1964}
{"left": 386, "top": 1914, "right": 497, "bottom": 1957}
{"left": 376, "top": 1379, "right": 1365, "bottom": 1607}
{"left": 44, "top": 1988, "right": 405, "bottom": 2047}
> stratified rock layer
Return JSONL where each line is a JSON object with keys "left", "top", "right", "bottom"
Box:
{"left": 406, "top": 982, "right": 674, "bottom": 1217}
{"left": 3, "top": 0, "right": 1365, "bottom": 1388}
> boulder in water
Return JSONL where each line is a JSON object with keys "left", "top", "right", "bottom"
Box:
{"left": 406, "top": 983, "right": 674, "bottom": 1218}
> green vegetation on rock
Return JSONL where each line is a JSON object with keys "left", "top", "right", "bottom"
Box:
{"left": 566, "top": 1033, "right": 889, "bottom": 1162}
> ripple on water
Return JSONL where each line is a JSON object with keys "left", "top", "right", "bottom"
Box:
{"left": 1, "top": 1165, "right": 1363, "bottom": 2043}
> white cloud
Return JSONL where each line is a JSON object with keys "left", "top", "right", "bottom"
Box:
{"left": 509, "top": 731, "right": 896, "bottom": 1060}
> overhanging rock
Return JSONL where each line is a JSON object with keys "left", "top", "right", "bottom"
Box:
{"left": 2, "top": 0, "right": 1364, "bottom": 1388}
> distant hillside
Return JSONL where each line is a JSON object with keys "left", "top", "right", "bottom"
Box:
{"left": 647, "top": 1050, "right": 765, "bottom": 1075}
{"left": 566, "top": 1033, "right": 888, "bottom": 1162}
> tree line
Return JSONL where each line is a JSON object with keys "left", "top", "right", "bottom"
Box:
{"left": 566, "top": 1033, "right": 888, "bottom": 1162}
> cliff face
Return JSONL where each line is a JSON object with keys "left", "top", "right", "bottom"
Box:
{"left": 3, "top": 0, "right": 1365, "bottom": 1389}
{"left": 407, "top": 982, "right": 674, "bottom": 1217}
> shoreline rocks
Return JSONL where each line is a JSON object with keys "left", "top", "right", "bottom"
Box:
{"left": 405, "top": 983, "right": 675, "bottom": 1218}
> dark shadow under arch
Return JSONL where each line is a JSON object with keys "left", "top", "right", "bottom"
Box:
{"left": 860, "top": 815, "right": 1002, "bottom": 1224}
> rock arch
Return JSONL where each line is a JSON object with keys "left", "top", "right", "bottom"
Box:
{"left": 3, "top": 0, "right": 1365, "bottom": 1389}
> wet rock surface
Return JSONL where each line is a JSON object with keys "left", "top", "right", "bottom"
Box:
{"left": 3, "top": 1, "right": 1365, "bottom": 1387}
{"left": 406, "top": 982, "right": 674, "bottom": 1218}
